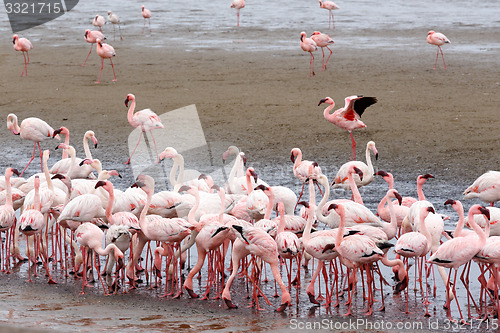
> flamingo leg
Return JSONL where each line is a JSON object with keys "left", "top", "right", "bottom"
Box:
{"left": 434, "top": 47, "right": 440, "bottom": 70}
{"left": 124, "top": 131, "right": 144, "bottom": 164}
{"left": 439, "top": 46, "right": 447, "bottom": 69}
{"left": 349, "top": 131, "right": 356, "bottom": 161}
{"left": 149, "top": 130, "right": 161, "bottom": 164}
{"left": 21, "top": 51, "right": 28, "bottom": 76}
{"left": 96, "top": 58, "right": 104, "bottom": 84}
{"left": 320, "top": 48, "right": 326, "bottom": 71}
{"left": 20, "top": 143, "right": 38, "bottom": 177}
{"left": 236, "top": 10, "right": 240, "bottom": 27}
{"left": 309, "top": 53, "right": 315, "bottom": 77}
{"left": 110, "top": 59, "right": 117, "bottom": 82}
{"left": 324, "top": 46, "right": 333, "bottom": 70}
{"left": 82, "top": 43, "right": 93, "bottom": 67}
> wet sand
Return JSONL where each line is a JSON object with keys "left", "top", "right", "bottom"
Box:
{"left": 1, "top": 19, "right": 500, "bottom": 333}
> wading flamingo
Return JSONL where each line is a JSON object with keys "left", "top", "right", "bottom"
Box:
{"left": 95, "top": 38, "right": 116, "bottom": 83}
{"left": 463, "top": 170, "right": 500, "bottom": 207}
{"left": 124, "top": 94, "right": 164, "bottom": 164}
{"left": 290, "top": 147, "right": 322, "bottom": 205}
{"left": 310, "top": 31, "right": 334, "bottom": 70}
{"left": 230, "top": 0, "right": 245, "bottom": 27}
{"left": 142, "top": 5, "right": 152, "bottom": 33}
{"left": 83, "top": 30, "right": 105, "bottom": 66}
{"left": 318, "top": 0, "right": 339, "bottom": 29}
{"left": 427, "top": 30, "right": 450, "bottom": 70}
{"left": 319, "top": 95, "right": 377, "bottom": 160}
{"left": 107, "top": 11, "right": 123, "bottom": 41}
{"left": 300, "top": 32, "right": 317, "bottom": 77}
{"left": 6, "top": 113, "right": 60, "bottom": 176}
{"left": 92, "top": 15, "right": 105, "bottom": 32}
{"left": 331, "top": 141, "right": 378, "bottom": 189}
{"left": 12, "top": 34, "right": 33, "bottom": 76}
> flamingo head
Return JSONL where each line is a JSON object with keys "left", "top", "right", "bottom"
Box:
{"left": 95, "top": 180, "right": 113, "bottom": 191}
{"left": 478, "top": 206, "right": 490, "bottom": 220}
{"left": 374, "top": 170, "right": 389, "bottom": 180}
{"left": 428, "top": 31, "right": 435, "bottom": 36}
{"left": 426, "top": 206, "right": 435, "bottom": 214}
{"left": 247, "top": 168, "right": 258, "bottom": 183}
{"left": 84, "top": 30, "right": 89, "bottom": 38}
{"left": 318, "top": 97, "right": 333, "bottom": 106}
{"left": 290, "top": 148, "right": 301, "bottom": 163}
{"left": 142, "top": 5, "right": 145, "bottom": 11}
{"left": 8, "top": 168, "right": 20, "bottom": 177}
{"left": 300, "top": 31, "right": 306, "bottom": 42}
{"left": 12, "top": 34, "right": 18, "bottom": 44}
{"left": 417, "top": 174, "right": 434, "bottom": 185}
{"left": 124, "top": 93, "right": 135, "bottom": 107}
{"left": 96, "top": 38, "right": 103, "bottom": 47}
{"left": 254, "top": 184, "right": 269, "bottom": 192}
{"left": 391, "top": 190, "right": 403, "bottom": 205}
{"left": 351, "top": 166, "right": 363, "bottom": 181}
{"left": 444, "top": 199, "right": 456, "bottom": 206}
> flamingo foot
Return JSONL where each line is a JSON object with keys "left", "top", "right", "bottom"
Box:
{"left": 185, "top": 287, "right": 199, "bottom": 298}
{"left": 224, "top": 298, "right": 238, "bottom": 309}
{"left": 48, "top": 278, "right": 57, "bottom": 285}
{"left": 307, "top": 292, "right": 320, "bottom": 305}
{"left": 276, "top": 302, "right": 290, "bottom": 312}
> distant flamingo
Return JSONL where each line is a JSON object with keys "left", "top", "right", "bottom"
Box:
{"left": 12, "top": 34, "right": 33, "bottom": 76}
{"left": 107, "top": 11, "right": 123, "bottom": 41}
{"left": 427, "top": 31, "right": 450, "bottom": 70}
{"left": 230, "top": 0, "right": 245, "bottom": 27}
{"left": 83, "top": 29, "right": 105, "bottom": 66}
{"left": 300, "top": 32, "right": 317, "bottom": 77}
{"left": 427, "top": 205, "right": 489, "bottom": 323}
{"left": 310, "top": 31, "right": 334, "bottom": 70}
{"left": 318, "top": 95, "right": 377, "bottom": 160}
{"left": 318, "top": 0, "right": 339, "bottom": 29}
{"left": 92, "top": 15, "right": 105, "bottom": 32}
{"left": 142, "top": 5, "right": 152, "bottom": 33}
{"left": 463, "top": 170, "right": 500, "bottom": 207}
{"left": 95, "top": 38, "right": 116, "bottom": 83}
{"left": 75, "top": 222, "right": 124, "bottom": 294}
{"left": 6, "top": 113, "right": 59, "bottom": 176}
{"left": 124, "top": 93, "right": 164, "bottom": 164}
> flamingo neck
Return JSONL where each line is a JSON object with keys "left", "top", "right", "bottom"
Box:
{"left": 187, "top": 190, "right": 200, "bottom": 228}
{"left": 34, "top": 181, "right": 41, "bottom": 211}
{"left": 365, "top": 147, "right": 374, "bottom": 176}
{"left": 96, "top": 243, "right": 118, "bottom": 257}
{"left": 4, "top": 171, "right": 13, "bottom": 207}
{"left": 335, "top": 207, "right": 345, "bottom": 251}
{"left": 105, "top": 185, "right": 114, "bottom": 221}
{"left": 383, "top": 194, "right": 398, "bottom": 239}
{"left": 468, "top": 210, "right": 487, "bottom": 244}
{"left": 417, "top": 179, "right": 426, "bottom": 201}
{"left": 419, "top": 212, "right": 432, "bottom": 254}
{"left": 139, "top": 188, "right": 152, "bottom": 232}
{"left": 348, "top": 171, "right": 363, "bottom": 205}
{"left": 323, "top": 102, "right": 336, "bottom": 122}
{"left": 66, "top": 148, "right": 76, "bottom": 178}
{"left": 376, "top": 195, "right": 387, "bottom": 217}
{"left": 62, "top": 132, "right": 70, "bottom": 159}
{"left": 7, "top": 114, "right": 21, "bottom": 135}
{"left": 293, "top": 151, "right": 302, "bottom": 171}
{"left": 228, "top": 154, "right": 241, "bottom": 190}
{"left": 245, "top": 171, "right": 253, "bottom": 196}
{"left": 172, "top": 155, "right": 185, "bottom": 192}
{"left": 218, "top": 190, "right": 225, "bottom": 223}
{"left": 277, "top": 206, "right": 285, "bottom": 234}
{"left": 264, "top": 190, "right": 274, "bottom": 220}
{"left": 83, "top": 133, "right": 92, "bottom": 160}
{"left": 127, "top": 98, "right": 136, "bottom": 125}
{"left": 316, "top": 179, "right": 330, "bottom": 222}
{"left": 452, "top": 203, "right": 465, "bottom": 237}
{"left": 43, "top": 154, "right": 53, "bottom": 192}
{"left": 387, "top": 174, "right": 395, "bottom": 190}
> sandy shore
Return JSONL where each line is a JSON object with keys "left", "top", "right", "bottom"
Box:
{"left": 1, "top": 21, "right": 500, "bottom": 332}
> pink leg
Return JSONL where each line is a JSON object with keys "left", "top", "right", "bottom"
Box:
{"left": 320, "top": 48, "right": 326, "bottom": 71}
{"left": 21, "top": 52, "right": 28, "bottom": 76}
{"left": 324, "top": 46, "right": 333, "bottom": 69}
{"left": 149, "top": 19, "right": 151, "bottom": 33}
{"left": 96, "top": 58, "right": 104, "bottom": 83}
{"left": 143, "top": 20, "right": 146, "bottom": 34}
{"left": 149, "top": 130, "right": 161, "bottom": 163}
{"left": 20, "top": 143, "right": 38, "bottom": 177}
{"left": 309, "top": 53, "right": 315, "bottom": 77}
{"left": 82, "top": 43, "right": 93, "bottom": 66}
{"left": 439, "top": 46, "right": 447, "bottom": 69}
{"left": 349, "top": 131, "right": 356, "bottom": 160}
{"left": 434, "top": 47, "right": 440, "bottom": 70}
{"left": 124, "top": 131, "right": 144, "bottom": 164}
{"left": 331, "top": 11, "right": 335, "bottom": 29}
{"left": 237, "top": 10, "right": 240, "bottom": 27}
{"left": 110, "top": 59, "right": 117, "bottom": 82}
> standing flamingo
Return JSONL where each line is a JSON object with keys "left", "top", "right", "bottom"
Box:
{"left": 290, "top": 147, "right": 322, "bottom": 204}
{"left": 107, "top": 11, "right": 123, "bottom": 41}
{"left": 310, "top": 31, "right": 334, "bottom": 70}
{"left": 12, "top": 34, "right": 33, "bottom": 77}
{"left": 92, "top": 15, "right": 106, "bottom": 32}
{"left": 142, "top": 5, "right": 152, "bottom": 33}
{"left": 331, "top": 141, "right": 378, "bottom": 189}
{"left": 319, "top": 95, "right": 377, "bottom": 160}
{"left": 0, "top": 168, "right": 19, "bottom": 271}
{"left": 83, "top": 29, "right": 105, "bottom": 66}
{"left": 463, "top": 170, "right": 500, "bottom": 207}
{"left": 6, "top": 113, "right": 60, "bottom": 176}
{"left": 230, "top": 0, "right": 245, "bottom": 27}
{"left": 124, "top": 93, "right": 164, "bottom": 164}
{"left": 427, "top": 205, "right": 489, "bottom": 323}
{"left": 318, "top": 0, "right": 339, "bottom": 29}
{"left": 95, "top": 38, "right": 116, "bottom": 83}
{"left": 427, "top": 30, "right": 450, "bottom": 69}
{"left": 300, "top": 32, "right": 317, "bottom": 77}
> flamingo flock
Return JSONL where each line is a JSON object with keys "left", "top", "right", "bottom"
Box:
{"left": 2, "top": 97, "right": 500, "bottom": 321}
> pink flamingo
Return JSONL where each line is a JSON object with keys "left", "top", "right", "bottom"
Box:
{"left": 0, "top": 168, "right": 19, "bottom": 271}
{"left": 395, "top": 206, "right": 434, "bottom": 315}
{"left": 427, "top": 205, "right": 489, "bottom": 323}
{"left": 95, "top": 38, "right": 116, "bottom": 83}
{"left": 300, "top": 32, "right": 317, "bottom": 77}
{"left": 107, "top": 11, "right": 123, "bottom": 41}
{"left": 319, "top": 95, "right": 377, "bottom": 160}
{"left": 230, "top": 0, "right": 245, "bottom": 27}
{"left": 290, "top": 147, "right": 322, "bottom": 204}
{"left": 318, "top": 0, "right": 339, "bottom": 29}
{"left": 227, "top": 223, "right": 291, "bottom": 312}
{"left": 463, "top": 170, "right": 500, "bottom": 207}
{"left": 92, "top": 15, "right": 106, "bottom": 32}
{"left": 427, "top": 30, "right": 450, "bottom": 70}
{"left": 75, "top": 222, "right": 124, "bottom": 294}
{"left": 82, "top": 29, "right": 105, "bottom": 66}
{"left": 310, "top": 31, "right": 334, "bottom": 70}
{"left": 6, "top": 113, "right": 59, "bottom": 176}
{"left": 331, "top": 141, "right": 378, "bottom": 190}
{"left": 124, "top": 93, "right": 164, "bottom": 164}
{"left": 142, "top": 5, "right": 152, "bottom": 33}
{"left": 375, "top": 171, "right": 412, "bottom": 228}
{"left": 12, "top": 34, "right": 33, "bottom": 76}
{"left": 375, "top": 170, "right": 417, "bottom": 208}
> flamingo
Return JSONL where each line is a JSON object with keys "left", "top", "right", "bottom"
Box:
{"left": 92, "top": 15, "right": 106, "bottom": 32}
{"left": 319, "top": 95, "right": 377, "bottom": 161}
{"left": 107, "top": 11, "right": 123, "bottom": 41}
{"left": 124, "top": 93, "right": 164, "bottom": 164}
{"left": 230, "top": 0, "right": 245, "bottom": 27}
{"left": 375, "top": 170, "right": 417, "bottom": 208}
{"left": 331, "top": 141, "right": 378, "bottom": 190}
{"left": 95, "top": 38, "right": 116, "bottom": 83}
{"left": 0, "top": 168, "right": 19, "bottom": 271}
{"left": 12, "top": 34, "right": 33, "bottom": 76}
{"left": 75, "top": 222, "right": 124, "bottom": 295}
{"left": 159, "top": 147, "right": 210, "bottom": 192}
{"left": 142, "top": 5, "right": 152, "bottom": 33}
{"left": 6, "top": 113, "right": 59, "bottom": 176}
{"left": 310, "top": 31, "right": 334, "bottom": 70}
{"left": 427, "top": 205, "right": 489, "bottom": 323}
{"left": 318, "top": 0, "right": 339, "bottom": 29}
{"left": 290, "top": 147, "right": 322, "bottom": 204}
{"left": 82, "top": 30, "right": 105, "bottom": 66}
{"left": 463, "top": 170, "right": 500, "bottom": 207}
{"left": 300, "top": 32, "right": 317, "bottom": 77}
{"left": 427, "top": 30, "right": 450, "bottom": 70}
{"left": 395, "top": 206, "right": 434, "bottom": 315}
{"left": 104, "top": 225, "right": 132, "bottom": 292}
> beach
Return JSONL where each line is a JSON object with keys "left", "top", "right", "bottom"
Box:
{"left": 1, "top": 0, "right": 500, "bottom": 331}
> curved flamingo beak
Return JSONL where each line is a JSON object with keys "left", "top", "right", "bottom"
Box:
{"left": 124, "top": 97, "right": 130, "bottom": 107}
{"left": 394, "top": 192, "right": 403, "bottom": 205}
{"left": 479, "top": 207, "right": 490, "bottom": 220}
{"left": 318, "top": 98, "right": 327, "bottom": 106}
{"left": 91, "top": 135, "right": 98, "bottom": 148}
